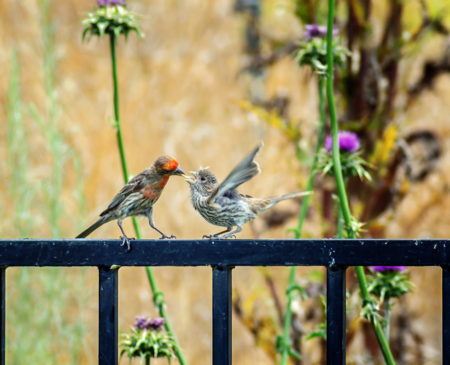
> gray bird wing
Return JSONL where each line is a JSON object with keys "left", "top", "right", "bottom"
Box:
{"left": 207, "top": 142, "right": 263, "bottom": 204}
{"left": 100, "top": 172, "right": 147, "bottom": 216}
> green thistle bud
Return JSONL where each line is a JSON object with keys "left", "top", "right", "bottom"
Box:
{"left": 120, "top": 316, "right": 178, "bottom": 363}
{"left": 316, "top": 131, "right": 373, "bottom": 181}
{"left": 82, "top": 1, "right": 144, "bottom": 42}
{"left": 295, "top": 33, "right": 350, "bottom": 74}
{"left": 367, "top": 268, "right": 415, "bottom": 303}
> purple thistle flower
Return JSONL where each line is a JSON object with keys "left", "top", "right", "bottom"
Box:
{"left": 325, "top": 131, "right": 360, "bottom": 152}
{"left": 133, "top": 316, "right": 165, "bottom": 331}
{"left": 371, "top": 266, "right": 407, "bottom": 272}
{"left": 148, "top": 318, "right": 165, "bottom": 331}
{"left": 97, "top": 0, "right": 126, "bottom": 7}
{"left": 133, "top": 315, "right": 149, "bottom": 330}
{"left": 304, "top": 24, "right": 338, "bottom": 40}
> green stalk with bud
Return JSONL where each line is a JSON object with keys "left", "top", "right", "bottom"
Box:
{"left": 82, "top": 2, "right": 187, "bottom": 364}
{"left": 325, "top": 0, "right": 396, "bottom": 363}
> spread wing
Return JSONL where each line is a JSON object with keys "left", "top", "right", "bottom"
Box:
{"left": 207, "top": 142, "right": 263, "bottom": 204}
{"left": 100, "top": 171, "right": 147, "bottom": 216}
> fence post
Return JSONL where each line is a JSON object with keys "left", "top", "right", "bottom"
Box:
{"left": 0, "top": 268, "right": 5, "bottom": 365}
{"left": 327, "top": 266, "right": 346, "bottom": 365}
{"left": 212, "top": 265, "right": 233, "bottom": 365}
{"left": 99, "top": 266, "right": 119, "bottom": 365}
{"left": 443, "top": 266, "right": 450, "bottom": 363}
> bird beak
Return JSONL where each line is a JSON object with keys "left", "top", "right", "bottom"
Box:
{"left": 185, "top": 171, "right": 198, "bottom": 185}
{"left": 173, "top": 166, "right": 185, "bottom": 176}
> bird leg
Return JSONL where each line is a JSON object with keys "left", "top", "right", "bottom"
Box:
{"left": 148, "top": 211, "right": 176, "bottom": 239}
{"left": 202, "top": 227, "right": 233, "bottom": 239}
{"left": 153, "top": 226, "right": 176, "bottom": 240}
{"left": 118, "top": 220, "right": 134, "bottom": 252}
{"left": 222, "top": 225, "right": 242, "bottom": 239}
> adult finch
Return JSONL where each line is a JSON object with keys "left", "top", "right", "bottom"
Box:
{"left": 185, "top": 142, "right": 311, "bottom": 238}
{"left": 76, "top": 155, "right": 185, "bottom": 250}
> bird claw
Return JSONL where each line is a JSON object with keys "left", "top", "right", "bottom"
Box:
{"left": 222, "top": 234, "right": 237, "bottom": 239}
{"left": 160, "top": 234, "right": 176, "bottom": 239}
{"left": 202, "top": 234, "right": 221, "bottom": 240}
{"left": 120, "top": 236, "right": 132, "bottom": 252}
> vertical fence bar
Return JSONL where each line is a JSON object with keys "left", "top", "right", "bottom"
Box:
{"left": 327, "top": 267, "right": 346, "bottom": 365}
{"left": 0, "top": 268, "right": 5, "bottom": 365}
{"left": 99, "top": 267, "right": 119, "bottom": 365}
{"left": 212, "top": 266, "right": 233, "bottom": 365}
{"left": 443, "top": 266, "right": 450, "bottom": 363}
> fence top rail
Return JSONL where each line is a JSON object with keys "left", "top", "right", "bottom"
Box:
{"left": 0, "top": 239, "right": 448, "bottom": 267}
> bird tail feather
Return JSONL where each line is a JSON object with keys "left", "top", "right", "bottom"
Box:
{"left": 76, "top": 217, "right": 109, "bottom": 238}
{"left": 268, "top": 191, "right": 313, "bottom": 207}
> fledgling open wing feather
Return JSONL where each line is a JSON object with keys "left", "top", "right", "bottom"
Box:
{"left": 207, "top": 142, "right": 263, "bottom": 204}
{"left": 100, "top": 172, "right": 147, "bottom": 216}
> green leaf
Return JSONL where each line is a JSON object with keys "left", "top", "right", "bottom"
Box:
{"left": 120, "top": 348, "right": 128, "bottom": 359}
{"left": 288, "top": 347, "right": 302, "bottom": 360}
{"left": 286, "top": 284, "right": 308, "bottom": 300}
{"left": 97, "top": 22, "right": 108, "bottom": 37}
{"left": 305, "top": 328, "right": 327, "bottom": 341}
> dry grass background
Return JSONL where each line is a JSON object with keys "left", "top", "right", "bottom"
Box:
{"left": 0, "top": 0, "right": 450, "bottom": 364}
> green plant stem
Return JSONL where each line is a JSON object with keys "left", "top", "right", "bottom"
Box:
{"left": 109, "top": 34, "right": 129, "bottom": 181}
{"left": 145, "top": 357, "right": 150, "bottom": 365}
{"left": 109, "top": 33, "right": 187, "bottom": 365}
{"left": 280, "top": 267, "right": 296, "bottom": 365}
{"left": 279, "top": 77, "right": 326, "bottom": 365}
{"left": 294, "top": 77, "right": 326, "bottom": 240}
{"left": 384, "top": 295, "right": 391, "bottom": 342}
{"left": 325, "top": 1, "right": 396, "bottom": 364}
{"left": 337, "top": 199, "right": 344, "bottom": 239}
{"left": 145, "top": 267, "right": 187, "bottom": 365}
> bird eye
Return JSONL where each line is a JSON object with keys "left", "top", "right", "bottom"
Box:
{"left": 201, "top": 177, "right": 206, "bottom": 182}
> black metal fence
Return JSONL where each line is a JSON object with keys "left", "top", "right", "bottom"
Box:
{"left": 0, "top": 238, "right": 449, "bottom": 364}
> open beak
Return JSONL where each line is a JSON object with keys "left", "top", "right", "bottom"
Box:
{"left": 185, "top": 171, "right": 198, "bottom": 185}
{"left": 173, "top": 166, "right": 185, "bottom": 176}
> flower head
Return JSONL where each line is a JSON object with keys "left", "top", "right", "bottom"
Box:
{"left": 133, "top": 315, "right": 148, "bottom": 330}
{"left": 82, "top": 0, "right": 143, "bottom": 42}
{"left": 304, "top": 24, "right": 338, "bottom": 40}
{"left": 148, "top": 318, "right": 165, "bottom": 331}
{"left": 367, "top": 266, "right": 413, "bottom": 301}
{"left": 325, "top": 131, "right": 360, "bottom": 152}
{"left": 370, "top": 266, "right": 406, "bottom": 272}
{"left": 121, "top": 317, "right": 177, "bottom": 362}
{"left": 97, "top": 0, "right": 126, "bottom": 7}
{"left": 133, "top": 316, "right": 165, "bottom": 331}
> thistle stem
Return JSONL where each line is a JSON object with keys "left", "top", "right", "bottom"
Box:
{"left": 337, "top": 199, "right": 344, "bottom": 239}
{"left": 145, "top": 267, "right": 188, "bottom": 365}
{"left": 384, "top": 295, "right": 391, "bottom": 342}
{"left": 109, "top": 34, "right": 129, "bottom": 181}
{"left": 109, "top": 33, "right": 188, "bottom": 365}
{"left": 280, "top": 77, "right": 326, "bottom": 365}
{"left": 294, "top": 76, "right": 326, "bottom": 239}
{"left": 280, "top": 266, "right": 295, "bottom": 365}
{"left": 325, "top": 1, "right": 396, "bottom": 364}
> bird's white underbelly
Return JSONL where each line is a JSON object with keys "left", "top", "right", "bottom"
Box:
{"left": 197, "top": 199, "right": 257, "bottom": 228}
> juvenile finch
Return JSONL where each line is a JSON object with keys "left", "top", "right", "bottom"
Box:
{"left": 76, "top": 155, "right": 185, "bottom": 250}
{"left": 186, "top": 142, "right": 311, "bottom": 238}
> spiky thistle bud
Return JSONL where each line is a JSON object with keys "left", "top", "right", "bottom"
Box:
{"left": 82, "top": 0, "right": 144, "bottom": 42}
{"left": 317, "top": 131, "right": 372, "bottom": 181}
{"left": 120, "top": 316, "right": 178, "bottom": 363}
{"left": 295, "top": 24, "right": 349, "bottom": 74}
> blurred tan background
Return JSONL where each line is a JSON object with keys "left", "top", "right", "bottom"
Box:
{"left": 0, "top": 0, "right": 449, "bottom": 364}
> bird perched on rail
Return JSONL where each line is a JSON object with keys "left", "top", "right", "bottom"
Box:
{"left": 76, "top": 155, "right": 185, "bottom": 250}
{"left": 185, "top": 142, "right": 311, "bottom": 238}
